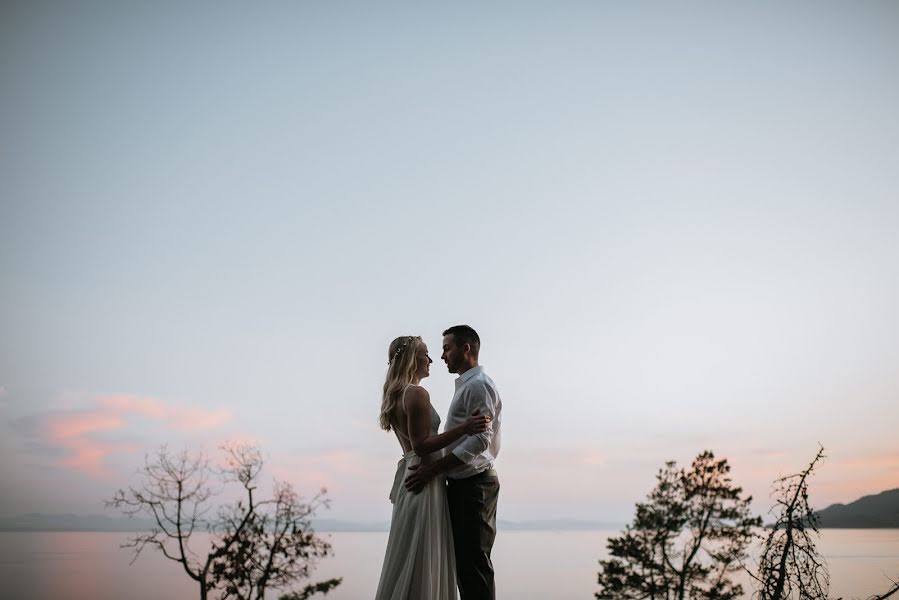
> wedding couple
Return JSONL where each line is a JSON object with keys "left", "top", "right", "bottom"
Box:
{"left": 375, "top": 325, "right": 502, "bottom": 600}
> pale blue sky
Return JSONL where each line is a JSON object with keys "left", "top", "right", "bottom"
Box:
{"left": 1, "top": 1, "right": 898, "bottom": 522}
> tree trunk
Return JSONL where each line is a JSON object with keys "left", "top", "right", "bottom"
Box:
{"left": 676, "top": 570, "right": 687, "bottom": 600}
{"left": 771, "top": 525, "right": 793, "bottom": 600}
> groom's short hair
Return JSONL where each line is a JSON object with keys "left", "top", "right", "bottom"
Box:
{"left": 443, "top": 325, "right": 480, "bottom": 352}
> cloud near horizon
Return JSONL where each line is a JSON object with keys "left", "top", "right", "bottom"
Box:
{"left": 19, "top": 394, "right": 233, "bottom": 477}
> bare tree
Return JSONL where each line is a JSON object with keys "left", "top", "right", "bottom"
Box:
{"left": 107, "top": 443, "right": 340, "bottom": 600}
{"left": 751, "top": 446, "right": 829, "bottom": 600}
{"left": 868, "top": 577, "right": 899, "bottom": 600}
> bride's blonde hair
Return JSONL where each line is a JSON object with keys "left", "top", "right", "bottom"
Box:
{"left": 379, "top": 335, "right": 423, "bottom": 431}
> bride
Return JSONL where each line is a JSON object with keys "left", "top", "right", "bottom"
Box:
{"left": 375, "top": 335, "right": 490, "bottom": 600}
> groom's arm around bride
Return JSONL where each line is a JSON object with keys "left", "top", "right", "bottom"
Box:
{"left": 403, "top": 376, "right": 499, "bottom": 491}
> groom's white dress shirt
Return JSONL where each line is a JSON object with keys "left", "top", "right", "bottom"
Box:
{"left": 443, "top": 365, "right": 502, "bottom": 480}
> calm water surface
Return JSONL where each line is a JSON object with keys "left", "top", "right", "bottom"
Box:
{"left": 2, "top": 529, "right": 897, "bottom": 599}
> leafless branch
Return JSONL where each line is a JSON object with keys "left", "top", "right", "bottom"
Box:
{"left": 108, "top": 443, "right": 339, "bottom": 600}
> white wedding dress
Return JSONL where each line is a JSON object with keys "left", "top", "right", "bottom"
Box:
{"left": 375, "top": 387, "right": 457, "bottom": 600}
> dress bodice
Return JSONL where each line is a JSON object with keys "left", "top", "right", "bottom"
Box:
{"left": 427, "top": 404, "right": 441, "bottom": 435}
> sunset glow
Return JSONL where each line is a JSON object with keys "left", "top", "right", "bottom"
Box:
{"left": 1, "top": 1, "right": 897, "bottom": 525}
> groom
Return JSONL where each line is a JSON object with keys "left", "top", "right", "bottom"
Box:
{"left": 405, "top": 324, "right": 502, "bottom": 600}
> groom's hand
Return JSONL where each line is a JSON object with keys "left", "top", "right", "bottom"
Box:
{"left": 404, "top": 464, "right": 434, "bottom": 494}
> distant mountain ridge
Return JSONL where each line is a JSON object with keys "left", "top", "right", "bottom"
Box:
{"left": 0, "top": 513, "right": 157, "bottom": 532}
{"left": 0, "top": 513, "right": 621, "bottom": 532}
{"left": 4, "top": 488, "right": 894, "bottom": 531}
{"left": 816, "top": 488, "right": 899, "bottom": 528}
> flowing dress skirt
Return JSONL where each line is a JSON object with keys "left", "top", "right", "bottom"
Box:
{"left": 374, "top": 450, "right": 457, "bottom": 600}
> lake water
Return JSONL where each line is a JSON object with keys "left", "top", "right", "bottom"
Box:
{"left": 2, "top": 529, "right": 897, "bottom": 599}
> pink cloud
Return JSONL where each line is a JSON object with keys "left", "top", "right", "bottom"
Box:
{"left": 98, "top": 395, "right": 232, "bottom": 431}
{"left": 47, "top": 411, "right": 125, "bottom": 439}
{"left": 38, "top": 410, "right": 133, "bottom": 477}
{"left": 28, "top": 394, "right": 234, "bottom": 478}
{"left": 59, "top": 436, "right": 137, "bottom": 477}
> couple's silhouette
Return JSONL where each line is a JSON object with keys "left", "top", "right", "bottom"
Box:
{"left": 375, "top": 325, "right": 502, "bottom": 600}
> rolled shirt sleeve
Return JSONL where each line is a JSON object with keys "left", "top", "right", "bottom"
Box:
{"left": 451, "top": 381, "right": 498, "bottom": 465}
{"left": 443, "top": 365, "right": 502, "bottom": 479}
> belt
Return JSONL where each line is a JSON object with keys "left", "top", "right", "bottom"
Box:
{"left": 448, "top": 468, "right": 498, "bottom": 482}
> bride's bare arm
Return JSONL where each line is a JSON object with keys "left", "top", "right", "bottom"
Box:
{"left": 405, "top": 386, "right": 489, "bottom": 458}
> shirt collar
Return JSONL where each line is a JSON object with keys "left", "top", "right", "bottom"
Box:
{"left": 456, "top": 365, "right": 484, "bottom": 387}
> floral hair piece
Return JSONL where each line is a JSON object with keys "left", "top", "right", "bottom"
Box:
{"left": 389, "top": 336, "right": 417, "bottom": 366}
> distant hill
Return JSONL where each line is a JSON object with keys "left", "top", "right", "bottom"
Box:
{"left": 312, "top": 519, "right": 387, "bottom": 532}
{"left": 816, "top": 488, "right": 899, "bottom": 528}
{"left": 498, "top": 519, "right": 622, "bottom": 531}
{"left": 0, "top": 513, "right": 156, "bottom": 532}
{"left": 0, "top": 513, "right": 621, "bottom": 532}
{"left": 6, "top": 491, "right": 896, "bottom": 533}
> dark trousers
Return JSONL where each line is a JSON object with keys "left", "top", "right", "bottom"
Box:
{"left": 446, "top": 471, "right": 500, "bottom": 600}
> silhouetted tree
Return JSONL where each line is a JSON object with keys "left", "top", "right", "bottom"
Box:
{"left": 751, "top": 446, "right": 829, "bottom": 600}
{"left": 597, "top": 450, "right": 761, "bottom": 600}
{"left": 107, "top": 443, "right": 340, "bottom": 600}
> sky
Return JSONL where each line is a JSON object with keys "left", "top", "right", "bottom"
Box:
{"left": 1, "top": 1, "right": 898, "bottom": 525}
